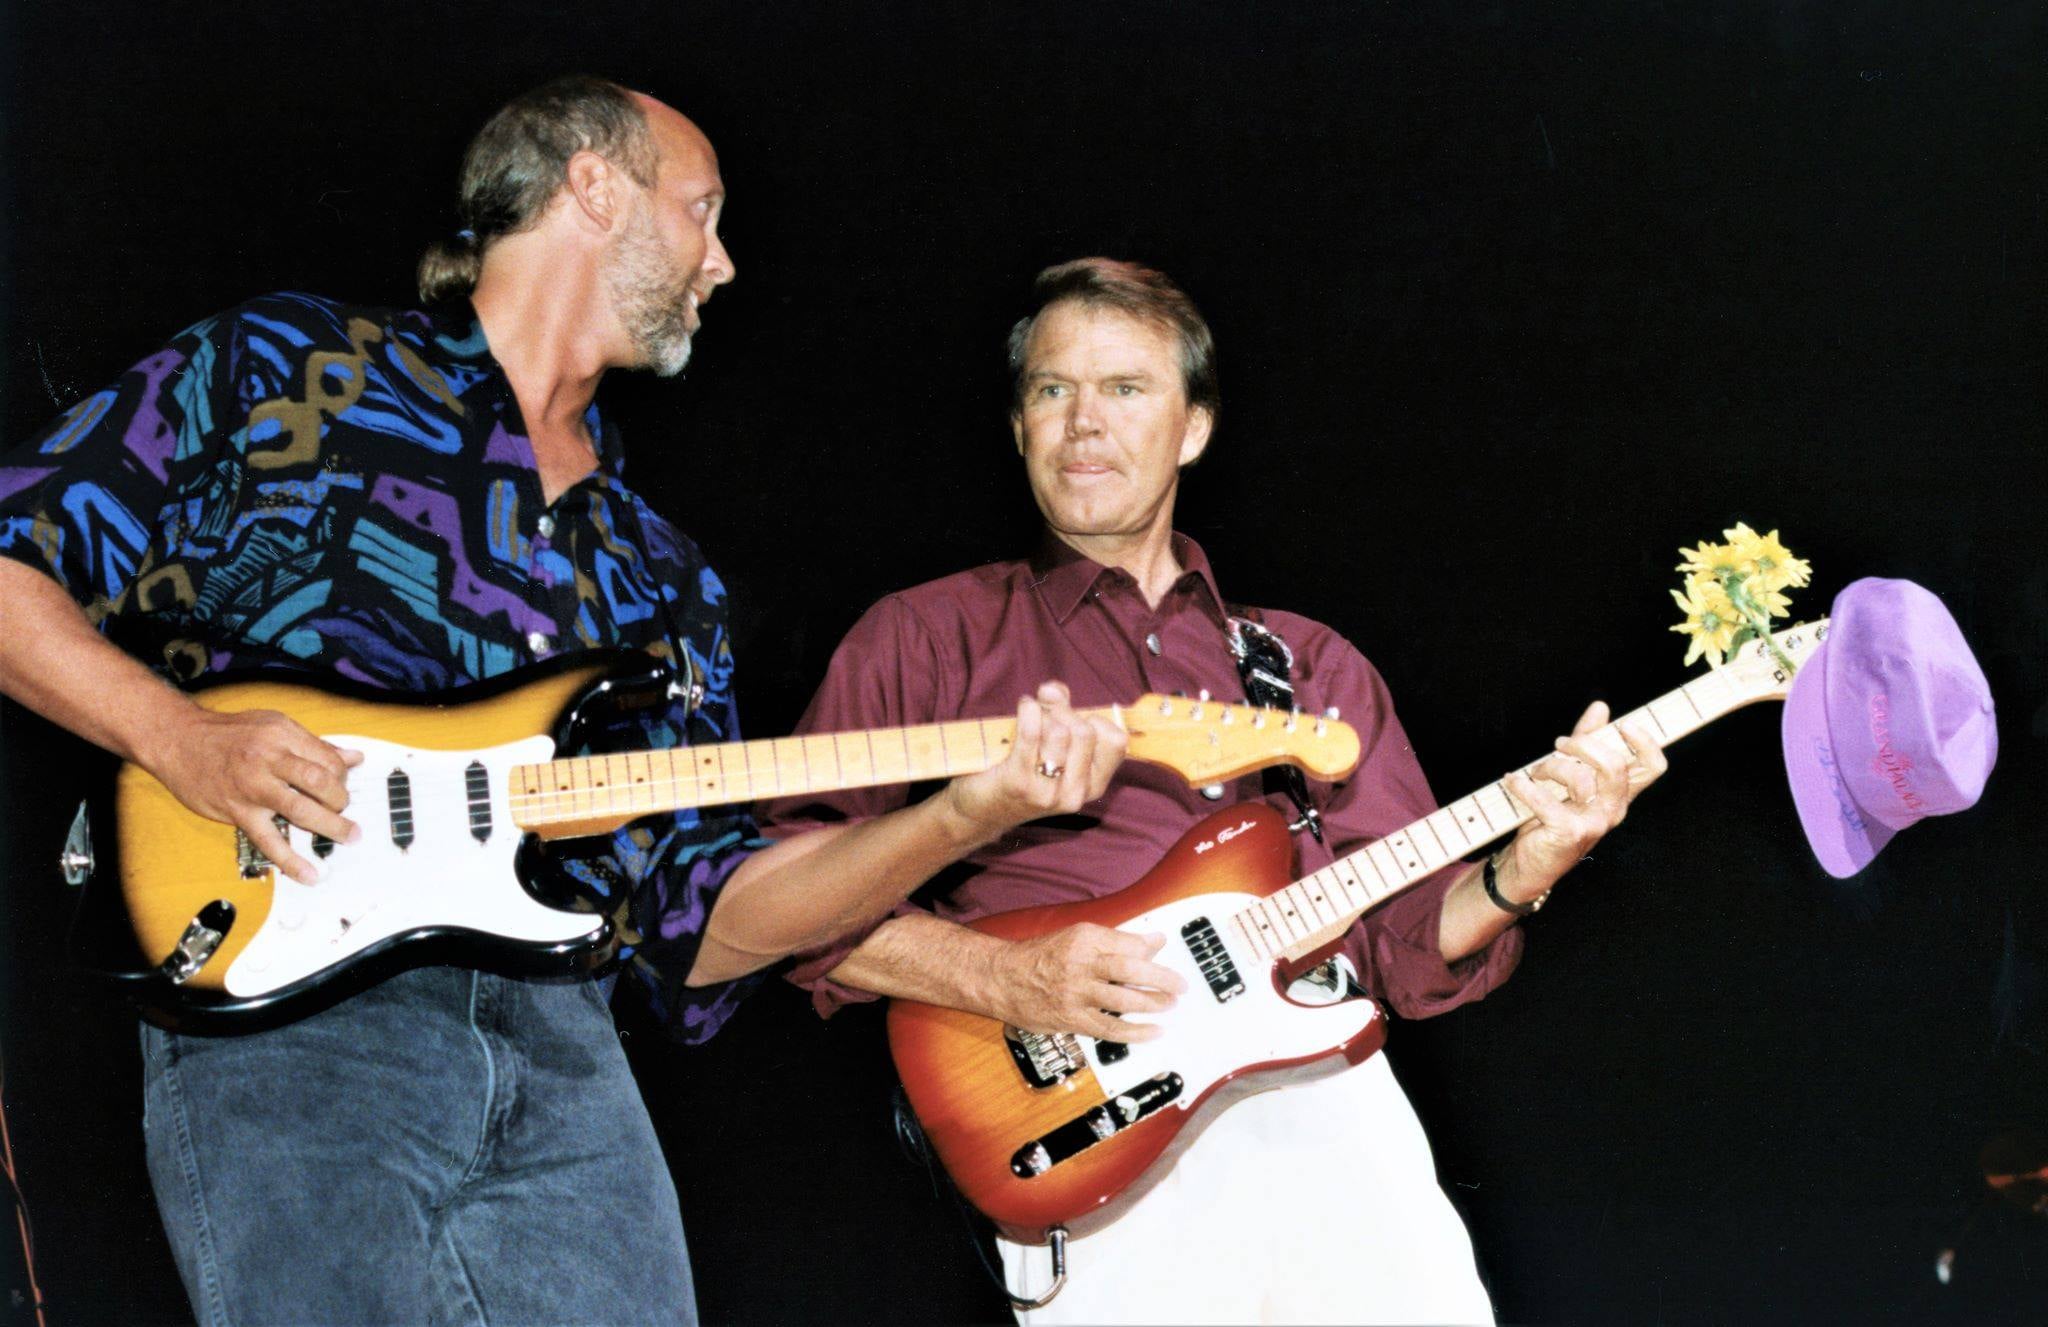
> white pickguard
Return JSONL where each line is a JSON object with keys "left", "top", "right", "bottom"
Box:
{"left": 221, "top": 734, "right": 605, "bottom": 998}
{"left": 1084, "top": 892, "right": 1380, "bottom": 1106}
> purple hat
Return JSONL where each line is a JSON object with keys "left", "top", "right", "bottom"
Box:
{"left": 1782, "top": 578, "right": 1997, "bottom": 878}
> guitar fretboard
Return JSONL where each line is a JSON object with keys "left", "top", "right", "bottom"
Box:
{"left": 508, "top": 715, "right": 1032, "bottom": 838}
{"left": 1225, "top": 659, "right": 1776, "bottom": 965}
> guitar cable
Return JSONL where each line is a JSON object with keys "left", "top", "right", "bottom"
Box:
{"left": 891, "top": 1084, "right": 1021, "bottom": 1303}
{"left": 0, "top": 1046, "right": 50, "bottom": 1327}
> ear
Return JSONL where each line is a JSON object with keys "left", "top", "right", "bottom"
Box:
{"left": 1011, "top": 409, "right": 1026, "bottom": 456}
{"left": 562, "top": 149, "right": 626, "bottom": 234}
{"left": 1177, "top": 404, "right": 1214, "bottom": 467}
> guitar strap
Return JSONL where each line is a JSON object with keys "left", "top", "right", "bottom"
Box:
{"left": 1224, "top": 607, "right": 1325, "bottom": 844}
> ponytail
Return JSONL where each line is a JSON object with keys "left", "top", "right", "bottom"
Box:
{"left": 417, "top": 229, "right": 483, "bottom": 304}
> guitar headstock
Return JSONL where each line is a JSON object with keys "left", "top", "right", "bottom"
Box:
{"left": 1713, "top": 617, "right": 1831, "bottom": 702}
{"left": 1120, "top": 694, "right": 1363, "bottom": 785}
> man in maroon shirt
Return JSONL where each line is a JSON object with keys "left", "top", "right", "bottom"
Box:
{"left": 762, "top": 259, "right": 1665, "bottom": 1324}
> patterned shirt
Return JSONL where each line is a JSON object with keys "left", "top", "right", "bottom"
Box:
{"left": 0, "top": 291, "right": 757, "bottom": 1042}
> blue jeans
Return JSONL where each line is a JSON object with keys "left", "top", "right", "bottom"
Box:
{"left": 140, "top": 967, "right": 695, "bottom": 1326}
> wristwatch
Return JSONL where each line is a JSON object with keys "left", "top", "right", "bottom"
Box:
{"left": 1482, "top": 851, "right": 1548, "bottom": 918}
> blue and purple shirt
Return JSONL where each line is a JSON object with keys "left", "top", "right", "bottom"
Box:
{"left": 0, "top": 291, "right": 757, "bottom": 1042}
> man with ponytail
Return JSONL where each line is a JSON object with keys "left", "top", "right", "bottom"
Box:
{"left": 0, "top": 76, "right": 1118, "bottom": 1324}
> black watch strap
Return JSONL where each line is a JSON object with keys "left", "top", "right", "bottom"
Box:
{"left": 1482, "top": 852, "right": 1546, "bottom": 917}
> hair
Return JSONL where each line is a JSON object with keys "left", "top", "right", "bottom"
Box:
{"left": 1005, "top": 258, "right": 1220, "bottom": 420}
{"left": 417, "top": 75, "right": 660, "bottom": 304}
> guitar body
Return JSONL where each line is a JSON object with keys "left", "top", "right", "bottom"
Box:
{"left": 74, "top": 651, "right": 668, "bottom": 1031}
{"left": 887, "top": 803, "right": 1388, "bottom": 1244}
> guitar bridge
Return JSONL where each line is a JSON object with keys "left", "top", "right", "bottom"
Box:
{"left": 234, "top": 815, "right": 293, "bottom": 878}
{"left": 1004, "top": 1026, "right": 1086, "bottom": 1088}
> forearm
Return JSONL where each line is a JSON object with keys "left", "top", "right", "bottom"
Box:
{"left": 816, "top": 911, "right": 1010, "bottom": 1012}
{"left": 1435, "top": 844, "right": 1563, "bottom": 962}
{"left": 0, "top": 559, "right": 195, "bottom": 765}
{"left": 684, "top": 793, "right": 999, "bottom": 987}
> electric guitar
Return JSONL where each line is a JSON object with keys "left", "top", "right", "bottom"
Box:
{"left": 886, "top": 622, "right": 1828, "bottom": 1243}
{"left": 64, "top": 650, "right": 1362, "bottom": 1031}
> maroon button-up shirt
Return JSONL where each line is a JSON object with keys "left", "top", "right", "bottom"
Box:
{"left": 762, "top": 534, "right": 1522, "bottom": 1017}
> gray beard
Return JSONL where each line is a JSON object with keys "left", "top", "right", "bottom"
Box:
{"left": 605, "top": 212, "right": 696, "bottom": 377}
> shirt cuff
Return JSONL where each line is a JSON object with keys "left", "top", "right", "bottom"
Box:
{"left": 1344, "top": 864, "right": 1525, "bottom": 1018}
{"left": 784, "top": 896, "right": 927, "bottom": 1018}
{"left": 616, "top": 826, "right": 765, "bottom": 1045}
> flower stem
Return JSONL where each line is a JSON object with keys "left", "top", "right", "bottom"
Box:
{"left": 1722, "top": 573, "right": 1798, "bottom": 676}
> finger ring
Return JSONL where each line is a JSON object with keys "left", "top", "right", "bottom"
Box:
{"left": 1037, "top": 761, "right": 1065, "bottom": 779}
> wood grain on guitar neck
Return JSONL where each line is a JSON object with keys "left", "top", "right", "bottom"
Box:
{"left": 513, "top": 697, "right": 1364, "bottom": 839}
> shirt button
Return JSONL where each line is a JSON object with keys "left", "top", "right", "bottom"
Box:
{"left": 1145, "top": 632, "right": 1162, "bottom": 655}
{"left": 527, "top": 631, "right": 552, "bottom": 657}
{"left": 536, "top": 514, "right": 556, "bottom": 539}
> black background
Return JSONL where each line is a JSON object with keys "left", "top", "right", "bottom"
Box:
{"left": 3, "top": 3, "right": 2045, "bottom": 1323}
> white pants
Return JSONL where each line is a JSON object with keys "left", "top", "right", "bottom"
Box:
{"left": 998, "top": 1049, "right": 1494, "bottom": 1326}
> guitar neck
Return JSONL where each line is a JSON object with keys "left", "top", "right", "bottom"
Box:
{"left": 1232, "top": 663, "right": 1776, "bottom": 966}
{"left": 509, "top": 709, "right": 1113, "bottom": 840}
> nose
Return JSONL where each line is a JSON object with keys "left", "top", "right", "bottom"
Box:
{"left": 702, "top": 231, "right": 736, "bottom": 288}
{"left": 1064, "top": 388, "right": 1103, "bottom": 438}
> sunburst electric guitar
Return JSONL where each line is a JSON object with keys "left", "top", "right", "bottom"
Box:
{"left": 887, "top": 623, "right": 1828, "bottom": 1244}
{"left": 63, "top": 651, "right": 1362, "bottom": 1030}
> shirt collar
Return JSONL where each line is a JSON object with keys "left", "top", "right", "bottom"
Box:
{"left": 417, "top": 298, "right": 496, "bottom": 367}
{"left": 412, "top": 299, "right": 628, "bottom": 481}
{"left": 1028, "top": 530, "right": 1230, "bottom": 626}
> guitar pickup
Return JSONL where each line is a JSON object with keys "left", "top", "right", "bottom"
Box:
{"left": 387, "top": 769, "right": 415, "bottom": 850}
{"left": 1181, "top": 916, "right": 1244, "bottom": 1003}
{"left": 465, "top": 760, "right": 493, "bottom": 843}
{"left": 1009, "top": 1073, "right": 1184, "bottom": 1178}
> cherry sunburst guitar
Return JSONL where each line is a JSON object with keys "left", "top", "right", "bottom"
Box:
{"left": 64, "top": 650, "right": 1361, "bottom": 1031}
{"left": 887, "top": 622, "right": 1829, "bottom": 1243}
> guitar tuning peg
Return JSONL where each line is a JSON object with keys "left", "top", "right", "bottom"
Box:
{"left": 1314, "top": 717, "right": 1327, "bottom": 737}
{"left": 1221, "top": 707, "right": 1235, "bottom": 725}
{"left": 1158, "top": 698, "right": 1173, "bottom": 716}
{"left": 1253, "top": 710, "right": 1268, "bottom": 729}
{"left": 1285, "top": 707, "right": 1300, "bottom": 732}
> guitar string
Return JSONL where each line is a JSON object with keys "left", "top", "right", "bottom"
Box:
{"left": 308, "top": 644, "right": 1769, "bottom": 849}
{"left": 1224, "top": 665, "right": 1761, "bottom": 961}
{"left": 495, "top": 699, "right": 1330, "bottom": 819}
{"left": 285, "top": 698, "right": 1322, "bottom": 845}
{"left": 503, "top": 629, "right": 1795, "bottom": 825}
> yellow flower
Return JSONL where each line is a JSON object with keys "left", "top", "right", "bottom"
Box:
{"left": 1676, "top": 540, "right": 1742, "bottom": 580}
{"left": 1722, "top": 523, "right": 1812, "bottom": 591}
{"left": 1746, "top": 581, "right": 1793, "bottom": 618}
{"left": 1670, "top": 580, "right": 1744, "bottom": 667}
